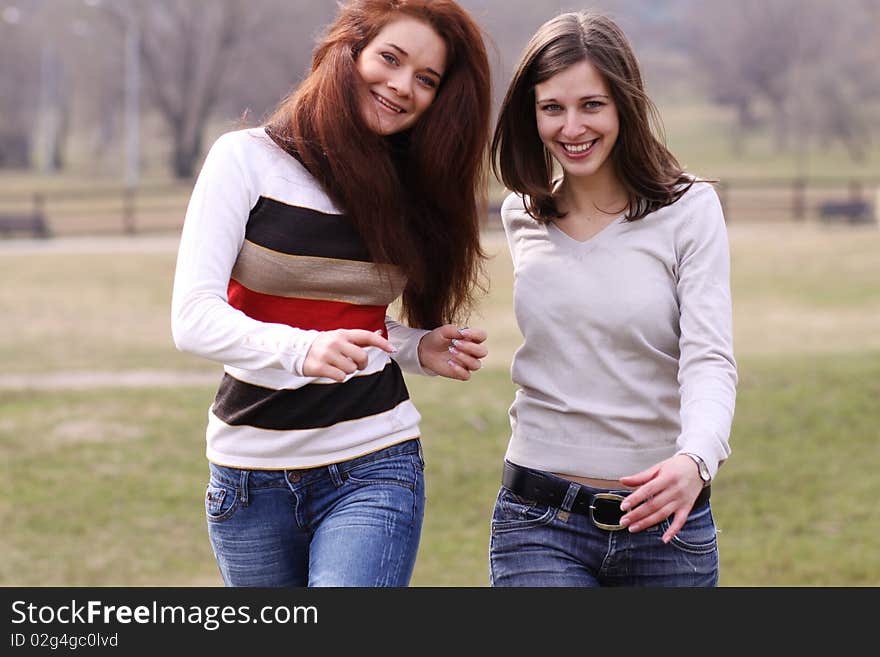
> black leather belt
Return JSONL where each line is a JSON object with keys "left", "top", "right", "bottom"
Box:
{"left": 502, "top": 461, "right": 710, "bottom": 531}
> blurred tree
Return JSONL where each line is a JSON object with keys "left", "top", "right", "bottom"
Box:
{"left": 0, "top": 11, "right": 40, "bottom": 168}
{"left": 132, "top": 0, "right": 251, "bottom": 178}
{"left": 686, "top": 0, "right": 802, "bottom": 154}
{"left": 0, "top": 0, "right": 75, "bottom": 171}
{"left": 4, "top": 0, "right": 875, "bottom": 178}
{"left": 686, "top": 0, "right": 880, "bottom": 162}
{"left": 135, "top": 0, "right": 344, "bottom": 178}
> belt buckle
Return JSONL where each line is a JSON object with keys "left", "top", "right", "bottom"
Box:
{"left": 589, "top": 492, "right": 628, "bottom": 531}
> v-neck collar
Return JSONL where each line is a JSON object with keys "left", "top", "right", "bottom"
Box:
{"left": 547, "top": 212, "right": 627, "bottom": 250}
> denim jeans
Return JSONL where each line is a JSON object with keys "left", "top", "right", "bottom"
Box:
{"left": 489, "top": 468, "right": 719, "bottom": 587}
{"left": 205, "top": 439, "right": 425, "bottom": 587}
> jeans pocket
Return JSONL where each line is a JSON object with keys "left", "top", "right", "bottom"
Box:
{"left": 344, "top": 453, "right": 419, "bottom": 491}
{"left": 205, "top": 480, "right": 239, "bottom": 523}
{"left": 660, "top": 503, "right": 717, "bottom": 554}
{"left": 491, "top": 487, "right": 556, "bottom": 533}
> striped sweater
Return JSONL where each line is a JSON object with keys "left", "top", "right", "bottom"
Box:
{"left": 171, "top": 127, "right": 430, "bottom": 469}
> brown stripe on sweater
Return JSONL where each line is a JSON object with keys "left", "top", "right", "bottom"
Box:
{"left": 231, "top": 240, "right": 407, "bottom": 306}
{"left": 213, "top": 361, "right": 410, "bottom": 430}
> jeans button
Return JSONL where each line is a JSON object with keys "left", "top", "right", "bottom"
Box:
{"left": 287, "top": 472, "right": 301, "bottom": 483}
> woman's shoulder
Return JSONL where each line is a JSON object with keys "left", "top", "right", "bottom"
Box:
{"left": 208, "top": 127, "right": 285, "bottom": 162}
{"left": 210, "top": 127, "right": 331, "bottom": 198}
{"left": 660, "top": 178, "right": 728, "bottom": 241}
{"left": 650, "top": 178, "right": 722, "bottom": 223}
{"left": 675, "top": 178, "right": 721, "bottom": 211}
{"left": 500, "top": 191, "right": 532, "bottom": 223}
{"left": 501, "top": 191, "right": 537, "bottom": 234}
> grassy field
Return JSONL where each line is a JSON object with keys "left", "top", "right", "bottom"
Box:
{"left": 1, "top": 223, "right": 878, "bottom": 586}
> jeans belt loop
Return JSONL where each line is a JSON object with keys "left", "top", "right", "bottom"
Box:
{"left": 560, "top": 483, "right": 581, "bottom": 513}
{"left": 238, "top": 469, "right": 249, "bottom": 507}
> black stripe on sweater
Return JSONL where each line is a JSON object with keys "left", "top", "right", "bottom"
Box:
{"left": 212, "top": 361, "right": 410, "bottom": 431}
{"left": 245, "top": 197, "right": 371, "bottom": 262}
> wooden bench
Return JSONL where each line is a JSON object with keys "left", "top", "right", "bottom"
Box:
{"left": 818, "top": 200, "right": 874, "bottom": 224}
{"left": 0, "top": 212, "right": 50, "bottom": 238}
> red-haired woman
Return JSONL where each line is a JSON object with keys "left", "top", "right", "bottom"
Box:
{"left": 171, "top": 0, "right": 491, "bottom": 587}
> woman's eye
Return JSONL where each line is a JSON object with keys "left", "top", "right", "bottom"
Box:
{"left": 541, "top": 104, "right": 561, "bottom": 112}
{"left": 381, "top": 52, "right": 398, "bottom": 65}
{"left": 417, "top": 75, "right": 438, "bottom": 89}
{"left": 585, "top": 101, "right": 604, "bottom": 110}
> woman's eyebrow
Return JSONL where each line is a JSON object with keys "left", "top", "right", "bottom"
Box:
{"left": 385, "top": 42, "right": 444, "bottom": 78}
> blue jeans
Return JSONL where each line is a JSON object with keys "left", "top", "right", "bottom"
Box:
{"left": 489, "top": 468, "right": 719, "bottom": 587}
{"left": 205, "top": 439, "right": 425, "bottom": 587}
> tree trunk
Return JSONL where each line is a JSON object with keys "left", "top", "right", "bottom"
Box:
{"left": 171, "top": 120, "right": 204, "bottom": 179}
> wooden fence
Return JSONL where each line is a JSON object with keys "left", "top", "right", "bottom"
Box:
{"left": 0, "top": 177, "right": 877, "bottom": 239}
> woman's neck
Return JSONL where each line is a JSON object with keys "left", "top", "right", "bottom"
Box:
{"left": 558, "top": 167, "right": 627, "bottom": 218}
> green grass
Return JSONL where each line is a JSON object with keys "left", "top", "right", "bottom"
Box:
{"left": 3, "top": 354, "right": 877, "bottom": 586}
{"left": 1, "top": 224, "right": 879, "bottom": 586}
{"left": 0, "top": 250, "right": 213, "bottom": 374}
{"left": 0, "top": 387, "right": 219, "bottom": 586}
{"left": 717, "top": 353, "right": 880, "bottom": 585}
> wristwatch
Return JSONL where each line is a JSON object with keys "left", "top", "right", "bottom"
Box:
{"left": 683, "top": 453, "right": 711, "bottom": 487}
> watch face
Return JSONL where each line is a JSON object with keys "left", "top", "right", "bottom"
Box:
{"left": 698, "top": 461, "right": 710, "bottom": 481}
{"left": 688, "top": 453, "right": 710, "bottom": 482}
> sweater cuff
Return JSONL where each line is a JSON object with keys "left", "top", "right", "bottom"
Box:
{"left": 287, "top": 329, "right": 321, "bottom": 377}
{"left": 386, "top": 320, "right": 436, "bottom": 376}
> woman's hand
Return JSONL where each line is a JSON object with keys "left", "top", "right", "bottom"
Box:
{"left": 302, "top": 329, "right": 395, "bottom": 382}
{"left": 417, "top": 325, "right": 488, "bottom": 380}
{"left": 617, "top": 454, "right": 706, "bottom": 543}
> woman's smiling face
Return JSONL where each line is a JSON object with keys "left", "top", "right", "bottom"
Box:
{"left": 356, "top": 16, "right": 447, "bottom": 135}
{"left": 534, "top": 58, "right": 620, "bottom": 181}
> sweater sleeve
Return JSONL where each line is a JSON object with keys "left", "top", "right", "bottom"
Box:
{"left": 674, "top": 184, "right": 738, "bottom": 479}
{"left": 385, "top": 316, "right": 435, "bottom": 376}
{"left": 170, "top": 132, "right": 319, "bottom": 375}
{"left": 500, "top": 192, "right": 526, "bottom": 267}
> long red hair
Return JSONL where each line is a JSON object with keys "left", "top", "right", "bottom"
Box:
{"left": 266, "top": 0, "right": 491, "bottom": 329}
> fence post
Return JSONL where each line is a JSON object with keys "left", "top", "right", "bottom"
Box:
{"left": 33, "top": 192, "right": 45, "bottom": 218}
{"left": 30, "top": 192, "right": 50, "bottom": 238}
{"left": 849, "top": 179, "right": 863, "bottom": 202}
{"left": 123, "top": 187, "right": 136, "bottom": 234}
{"left": 793, "top": 178, "right": 806, "bottom": 221}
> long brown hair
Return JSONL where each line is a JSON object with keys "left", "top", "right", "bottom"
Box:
{"left": 492, "top": 12, "right": 694, "bottom": 222}
{"left": 265, "top": 0, "right": 491, "bottom": 328}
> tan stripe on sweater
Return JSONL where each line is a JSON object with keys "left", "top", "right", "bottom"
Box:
{"left": 231, "top": 240, "right": 406, "bottom": 305}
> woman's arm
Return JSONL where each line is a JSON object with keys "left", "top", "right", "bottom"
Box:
{"left": 619, "top": 184, "right": 737, "bottom": 541}
{"left": 386, "top": 317, "right": 487, "bottom": 381}
{"left": 170, "top": 132, "right": 321, "bottom": 375}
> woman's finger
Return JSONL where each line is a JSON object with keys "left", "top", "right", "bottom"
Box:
{"left": 450, "top": 337, "right": 488, "bottom": 359}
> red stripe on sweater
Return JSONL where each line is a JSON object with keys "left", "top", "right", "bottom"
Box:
{"left": 228, "top": 279, "right": 388, "bottom": 337}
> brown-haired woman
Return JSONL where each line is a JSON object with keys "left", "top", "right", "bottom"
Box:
{"left": 489, "top": 12, "right": 737, "bottom": 586}
{"left": 171, "top": 0, "right": 491, "bottom": 587}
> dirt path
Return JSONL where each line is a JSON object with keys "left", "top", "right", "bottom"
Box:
{"left": 0, "top": 370, "right": 218, "bottom": 390}
{"left": 0, "top": 235, "right": 181, "bottom": 254}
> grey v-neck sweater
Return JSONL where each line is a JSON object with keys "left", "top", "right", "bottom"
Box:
{"left": 501, "top": 182, "right": 737, "bottom": 480}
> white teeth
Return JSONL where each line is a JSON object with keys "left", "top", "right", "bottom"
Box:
{"left": 562, "top": 140, "right": 596, "bottom": 153}
{"left": 374, "top": 93, "right": 404, "bottom": 113}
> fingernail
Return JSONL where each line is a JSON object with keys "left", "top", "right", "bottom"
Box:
{"left": 620, "top": 501, "right": 630, "bottom": 511}
{"left": 451, "top": 339, "right": 460, "bottom": 347}
{"left": 458, "top": 327, "right": 469, "bottom": 335}
{"left": 448, "top": 346, "right": 458, "bottom": 355}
